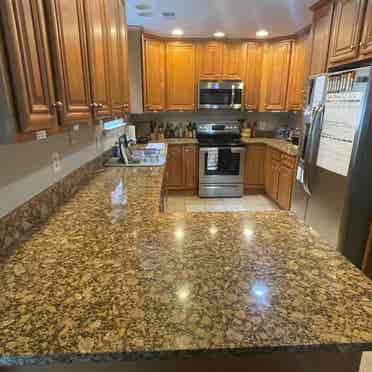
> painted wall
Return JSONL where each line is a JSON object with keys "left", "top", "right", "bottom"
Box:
{"left": 0, "top": 125, "right": 123, "bottom": 219}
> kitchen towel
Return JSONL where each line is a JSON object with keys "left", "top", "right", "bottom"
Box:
{"left": 207, "top": 148, "right": 218, "bottom": 171}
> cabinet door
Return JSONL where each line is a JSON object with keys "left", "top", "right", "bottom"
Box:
{"left": 166, "top": 145, "right": 183, "bottom": 188}
{"left": 197, "top": 42, "right": 223, "bottom": 80}
{"left": 0, "top": 0, "right": 58, "bottom": 134}
{"left": 166, "top": 42, "right": 196, "bottom": 111}
{"left": 245, "top": 42, "right": 263, "bottom": 111}
{"left": 222, "top": 42, "right": 246, "bottom": 80}
{"left": 83, "top": 0, "right": 112, "bottom": 120}
{"left": 106, "top": 0, "right": 124, "bottom": 116}
{"left": 309, "top": 1, "right": 334, "bottom": 76}
{"left": 47, "top": 0, "right": 92, "bottom": 127}
{"left": 360, "top": 0, "right": 372, "bottom": 58}
{"left": 287, "top": 35, "right": 308, "bottom": 112}
{"left": 244, "top": 144, "right": 266, "bottom": 189}
{"left": 143, "top": 37, "right": 166, "bottom": 111}
{"left": 183, "top": 145, "right": 197, "bottom": 189}
{"left": 277, "top": 166, "right": 294, "bottom": 210}
{"left": 329, "top": 0, "right": 366, "bottom": 65}
{"left": 261, "top": 41, "right": 292, "bottom": 112}
{"left": 118, "top": 0, "right": 130, "bottom": 113}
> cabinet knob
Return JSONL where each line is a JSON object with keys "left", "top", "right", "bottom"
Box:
{"left": 51, "top": 101, "right": 64, "bottom": 113}
{"left": 91, "top": 102, "right": 103, "bottom": 110}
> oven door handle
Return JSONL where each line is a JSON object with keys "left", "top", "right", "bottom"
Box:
{"left": 199, "top": 147, "right": 246, "bottom": 153}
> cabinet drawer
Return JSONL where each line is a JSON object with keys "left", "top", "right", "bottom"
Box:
{"left": 281, "top": 154, "right": 296, "bottom": 169}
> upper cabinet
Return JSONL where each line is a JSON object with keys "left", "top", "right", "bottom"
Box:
{"left": 328, "top": 0, "right": 366, "bottom": 66}
{"left": 107, "top": 0, "right": 130, "bottom": 116}
{"left": 260, "top": 41, "right": 292, "bottom": 111}
{"left": 142, "top": 37, "right": 166, "bottom": 111}
{"left": 244, "top": 42, "right": 263, "bottom": 111}
{"left": 287, "top": 35, "right": 309, "bottom": 111}
{"left": 222, "top": 42, "right": 246, "bottom": 80}
{"left": 0, "top": 0, "right": 59, "bottom": 135}
{"left": 360, "top": 0, "right": 372, "bottom": 57}
{"left": 0, "top": 0, "right": 130, "bottom": 141}
{"left": 197, "top": 41, "right": 224, "bottom": 80}
{"left": 166, "top": 42, "right": 196, "bottom": 111}
{"left": 84, "top": 0, "right": 112, "bottom": 119}
{"left": 46, "top": 0, "right": 92, "bottom": 128}
{"left": 309, "top": 1, "right": 334, "bottom": 76}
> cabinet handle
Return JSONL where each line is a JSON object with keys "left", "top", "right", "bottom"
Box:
{"left": 52, "top": 101, "right": 64, "bottom": 113}
{"left": 91, "top": 102, "right": 103, "bottom": 110}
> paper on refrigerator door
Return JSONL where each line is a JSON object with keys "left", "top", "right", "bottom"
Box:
{"left": 316, "top": 92, "right": 363, "bottom": 177}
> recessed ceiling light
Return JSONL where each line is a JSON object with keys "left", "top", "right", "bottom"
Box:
{"left": 135, "top": 3, "right": 151, "bottom": 10}
{"left": 256, "top": 29, "right": 269, "bottom": 37}
{"left": 214, "top": 31, "right": 225, "bottom": 38}
{"left": 137, "top": 11, "right": 153, "bottom": 17}
{"left": 162, "top": 11, "right": 176, "bottom": 18}
{"left": 172, "top": 28, "right": 184, "bottom": 36}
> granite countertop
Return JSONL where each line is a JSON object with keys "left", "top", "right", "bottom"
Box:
{"left": 0, "top": 163, "right": 372, "bottom": 366}
{"left": 151, "top": 138, "right": 198, "bottom": 145}
{"left": 242, "top": 138, "right": 299, "bottom": 157}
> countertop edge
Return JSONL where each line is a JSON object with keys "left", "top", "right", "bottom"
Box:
{"left": 2, "top": 342, "right": 372, "bottom": 367}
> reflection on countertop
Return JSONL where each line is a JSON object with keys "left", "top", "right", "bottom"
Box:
{"left": 0, "top": 163, "right": 371, "bottom": 367}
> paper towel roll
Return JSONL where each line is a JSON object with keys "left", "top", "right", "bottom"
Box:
{"left": 125, "top": 125, "right": 136, "bottom": 143}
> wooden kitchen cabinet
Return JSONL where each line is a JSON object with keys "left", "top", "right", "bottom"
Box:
{"left": 118, "top": 0, "right": 130, "bottom": 113}
{"left": 107, "top": 0, "right": 130, "bottom": 116}
{"left": 287, "top": 35, "right": 308, "bottom": 111}
{"left": 166, "top": 145, "right": 183, "bottom": 188}
{"left": 166, "top": 42, "right": 196, "bottom": 111}
{"left": 183, "top": 145, "right": 198, "bottom": 189}
{"left": 244, "top": 42, "right": 263, "bottom": 111}
{"left": 277, "top": 164, "right": 294, "bottom": 210}
{"left": 166, "top": 144, "right": 197, "bottom": 191}
{"left": 84, "top": 0, "right": 112, "bottom": 119}
{"left": 244, "top": 144, "right": 266, "bottom": 193}
{"left": 0, "top": 0, "right": 59, "bottom": 135}
{"left": 260, "top": 41, "right": 292, "bottom": 111}
{"left": 197, "top": 41, "right": 224, "bottom": 80}
{"left": 360, "top": 0, "right": 372, "bottom": 58}
{"left": 46, "top": 0, "right": 92, "bottom": 127}
{"left": 309, "top": 1, "right": 334, "bottom": 76}
{"left": 328, "top": 0, "right": 366, "bottom": 66}
{"left": 222, "top": 42, "right": 246, "bottom": 80}
{"left": 143, "top": 37, "right": 166, "bottom": 111}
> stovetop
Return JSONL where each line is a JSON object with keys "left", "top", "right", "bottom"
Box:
{"left": 198, "top": 139, "right": 246, "bottom": 148}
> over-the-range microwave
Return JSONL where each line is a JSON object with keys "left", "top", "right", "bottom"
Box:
{"left": 198, "top": 81, "right": 244, "bottom": 110}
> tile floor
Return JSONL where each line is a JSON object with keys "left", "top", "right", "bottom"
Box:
{"left": 167, "top": 194, "right": 279, "bottom": 213}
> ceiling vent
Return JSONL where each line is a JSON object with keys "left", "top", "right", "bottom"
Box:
{"left": 162, "top": 11, "right": 176, "bottom": 19}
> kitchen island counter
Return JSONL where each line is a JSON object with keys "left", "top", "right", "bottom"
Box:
{"left": 0, "top": 164, "right": 371, "bottom": 368}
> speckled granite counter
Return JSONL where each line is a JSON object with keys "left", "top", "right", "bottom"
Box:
{"left": 151, "top": 138, "right": 198, "bottom": 145}
{"left": 0, "top": 164, "right": 371, "bottom": 367}
{"left": 243, "top": 138, "right": 299, "bottom": 157}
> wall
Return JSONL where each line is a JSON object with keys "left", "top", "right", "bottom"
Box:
{"left": 130, "top": 111, "right": 302, "bottom": 138}
{"left": 0, "top": 124, "right": 124, "bottom": 219}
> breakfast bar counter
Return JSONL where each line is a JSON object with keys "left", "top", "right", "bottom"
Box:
{"left": 0, "top": 163, "right": 371, "bottom": 369}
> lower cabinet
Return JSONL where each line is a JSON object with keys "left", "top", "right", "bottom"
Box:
{"left": 264, "top": 147, "right": 296, "bottom": 210}
{"left": 244, "top": 144, "right": 266, "bottom": 192}
{"left": 165, "top": 144, "right": 198, "bottom": 191}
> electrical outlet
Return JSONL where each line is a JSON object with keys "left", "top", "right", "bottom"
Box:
{"left": 52, "top": 152, "right": 61, "bottom": 174}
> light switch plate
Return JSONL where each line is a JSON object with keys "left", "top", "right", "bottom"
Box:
{"left": 52, "top": 152, "right": 61, "bottom": 174}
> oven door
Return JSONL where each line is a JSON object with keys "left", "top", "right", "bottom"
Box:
{"left": 198, "top": 81, "right": 243, "bottom": 110}
{"left": 199, "top": 147, "right": 246, "bottom": 184}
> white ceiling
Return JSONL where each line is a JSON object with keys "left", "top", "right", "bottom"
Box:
{"left": 126, "top": 0, "right": 314, "bottom": 39}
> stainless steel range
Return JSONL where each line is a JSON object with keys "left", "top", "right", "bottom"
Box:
{"left": 197, "top": 122, "right": 245, "bottom": 198}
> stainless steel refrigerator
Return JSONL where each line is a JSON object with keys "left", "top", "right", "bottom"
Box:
{"left": 291, "top": 66, "right": 372, "bottom": 268}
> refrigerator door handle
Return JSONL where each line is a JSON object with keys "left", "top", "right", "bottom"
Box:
{"left": 304, "top": 104, "right": 325, "bottom": 196}
{"left": 303, "top": 106, "right": 320, "bottom": 195}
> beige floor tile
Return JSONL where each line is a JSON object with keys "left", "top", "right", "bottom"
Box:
{"left": 360, "top": 352, "right": 372, "bottom": 372}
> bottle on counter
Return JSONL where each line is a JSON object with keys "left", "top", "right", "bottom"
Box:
{"left": 251, "top": 121, "right": 257, "bottom": 138}
{"left": 192, "top": 122, "right": 197, "bottom": 138}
